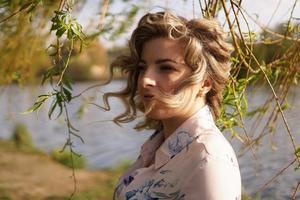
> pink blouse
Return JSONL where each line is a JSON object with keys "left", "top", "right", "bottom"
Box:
{"left": 114, "top": 105, "right": 241, "bottom": 200}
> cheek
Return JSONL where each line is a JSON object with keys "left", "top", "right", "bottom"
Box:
{"left": 161, "top": 83, "right": 180, "bottom": 95}
{"left": 160, "top": 73, "right": 190, "bottom": 93}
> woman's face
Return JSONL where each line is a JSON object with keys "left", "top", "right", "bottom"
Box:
{"left": 137, "top": 37, "right": 203, "bottom": 120}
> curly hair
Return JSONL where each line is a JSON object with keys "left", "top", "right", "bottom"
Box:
{"left": 102, "top": 11, "right": 233, "bottom": 130}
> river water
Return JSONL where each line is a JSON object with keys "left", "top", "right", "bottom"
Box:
{"left": 0, "top": 81, "right": 299, "bottom": 199}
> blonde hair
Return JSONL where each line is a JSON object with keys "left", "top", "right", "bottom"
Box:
{"left": 103, "top": 11, "right": 233, "bottom": 130}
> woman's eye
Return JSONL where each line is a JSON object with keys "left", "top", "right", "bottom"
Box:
{"left": 137, "top": 65, "right": 146, "bottom": 72}
{"left": 159, "top": 65, "right": 176, "bottom": 72}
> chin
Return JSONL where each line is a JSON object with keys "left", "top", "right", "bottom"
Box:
{"left": 142, "top": 100, "right": 176, "bottom": 120}
{"left": 145, "top": 112, "right": 162, "bottom": 120}
{"left": 144, "top": 107, "right": 172, "bottom": 121}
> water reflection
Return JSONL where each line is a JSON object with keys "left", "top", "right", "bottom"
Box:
{"left": 0, "top": 81, "right": 299, "bottom": 199}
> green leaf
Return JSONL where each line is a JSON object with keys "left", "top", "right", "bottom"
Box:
{"left": 22, "top": 95, "right": 49, "bottom": 114}
{"left": 67, "top": 29, "right": 73, "bottom": 39}
{"left": 23, "top": 101, "right": 43, "bottom": 114}
{"left": 63, "top": 87, "right": 72, "bottom": 102}
{"left": 56, "top": 27, "right": 66, "bottom": 37}
{"left": 281, "top": 102, "right": 289, "bottom": 110}
{"left": 63, "top": 75, "right": 73, "bottom": 90}
{"left": 55, "top": 93, "right": 63, "bottom": 118}
{"left": 48, "top": 100, "right": 58, "bottom": 119}
{"left": 71, "top": 25, "right": 81, "bottom": 38}
{"left": 54, "top": 10, "right": 66, "bottom": 15}
{"left": 128, "top": 6, "right": 139, "bottom": 18}
{"left": 50, "top": 23, "right": 60, "bottom": 31}
{"left": 295, "top": 147, "right": 300, "bottom": 157}
{"left": 42, "top": 68, "right": 53, "bottom": 85}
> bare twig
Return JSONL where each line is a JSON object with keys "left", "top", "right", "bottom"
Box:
{"left": 266, "top": 0, "right": 282, "bottom": 27}
{"left": 232, "top": 1, "right": 300, "bottom": 42}
{"left": 57, "top": 40, "right": 74, "bottom": 87}
{"left": 291, "top": 181, "right": 300, "bottom": 200}
{"left": 99, "top": 0, "right": 110, "bottom": 30}
{"left": 220, "top": 0, "right": 260, "bottom": 74}
{"left": 62, "top": 101, "right": 78, "bottom": 199}
{"left": 224, "top": 0, "right": 300, "bottom": 166}
{"left": 256, "top": 158, "right": 297, "bottom": 193}
{"left": 0, "top": 1, "right": 35, "bottom": 24}
{"left": 198, "top": 0, "right": 205, "bottom": 17}
{"left": 284, "top": 0, "right": 299, "bottom": 37}
{"left": 58, "top": 0, "right": 66, "bottom": 11}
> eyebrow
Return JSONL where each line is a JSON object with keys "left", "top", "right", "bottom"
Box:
{"left": 139, "top": 58, "right": 179, "bottom": 65}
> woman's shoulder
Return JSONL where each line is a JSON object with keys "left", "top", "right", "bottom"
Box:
{"left": 189, "top": 128, "right": 239, "bottom": 167}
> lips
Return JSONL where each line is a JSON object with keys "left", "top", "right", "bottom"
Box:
{"left": 143, "top": 93, "right": 154, "bottom": 101}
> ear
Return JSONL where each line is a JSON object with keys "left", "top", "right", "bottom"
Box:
{"left": 198, "top": 78, "right": 212, "bottom": 97}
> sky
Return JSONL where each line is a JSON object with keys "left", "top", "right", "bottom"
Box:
{"left": 77, "top": 0, "right": 300, "bottom": 48}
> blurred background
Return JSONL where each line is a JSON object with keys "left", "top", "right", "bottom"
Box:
{"left": 0, "top": 0, "right": 299, "bottom": 199}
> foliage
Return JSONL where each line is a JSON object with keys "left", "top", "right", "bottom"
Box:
{"left": 0, "top": 0, "right": 56, "bottom": 84}
{"left": 11, "top": 123, "right": 33, "bottom": 149}
{"left": 0, "top": 187, "right": 12, "bottom": 200}
{"left": 1, "top": 1, "right": 140, "bottom": 198}
{"left": 1, "top": 0, "right": 300, "bottom": 198}
{"left": 241, "top": 193, "right": 263, "bottom": 200}
{"left": 51, "top": 149, "right": 86, "bottom": 169}
{"left": 61, "top": 161, "right": 131, "bottom": 200}
{"left": 295, "top": 147, "right": 300, "bottom": 171}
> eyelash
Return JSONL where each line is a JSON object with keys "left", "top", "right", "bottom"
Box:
{"left": 159, "top": 65, "right": 176, "bottom": 72}
{"left": 137, "top": 65, "right": 177, "bottom": 73}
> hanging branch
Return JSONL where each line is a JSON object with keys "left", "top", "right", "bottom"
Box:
{"left": 0, "top": 0, "right": 41, "bottom": 24}
{"left": 23, "top": 0, "right": 86, "bottom": 197}
{"left": 256, "top": 158, "right": 297, "bottom": 194}
{"left": 284, "top": 0, "right": 299, "bottom": 37}
{"left": 2, "top": 0, "right": 299, "bottom": 198}
{"left": 291, "top": 181, "right": 300, "bottom": 200}
{"left": 221, "top": 0, "right": 299, "bottom": 165}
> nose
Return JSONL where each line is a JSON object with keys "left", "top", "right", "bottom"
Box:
{"left": 139, "top": 68, "right": 156, "bottom": 88}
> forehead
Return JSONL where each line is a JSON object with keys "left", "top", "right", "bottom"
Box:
{"left": 141, "top": 37, "right": 185, "bottom": 63}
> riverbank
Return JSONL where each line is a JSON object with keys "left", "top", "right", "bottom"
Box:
{"left": 0, "top": 138, "right": 263, "bottom": 200}
{"left": 0, "top": 139, "right": 129, "bottom": 200}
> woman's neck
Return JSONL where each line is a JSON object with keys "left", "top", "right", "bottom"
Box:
{"left": 162, "top": 99, "right": 206, "bottom": 140}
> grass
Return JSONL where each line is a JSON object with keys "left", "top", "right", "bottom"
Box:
{"left": 0, "top": 126, "right": 264, "bottom": 200}
{"left": 0, "top": 139, "right": 44, "bottom": 154}
{"left": 0, "top": 138, "right": 127, "bottom": 200}
{"left": 59, "top": 161, "right": 132, "bottom": 200}
{"left": 242, "top": 192, "right": 266, "bottom": 200}
{"left": 0, "top": 187, "right": 12, "bottom": 200}
{"left": 51, "top": 149, "right": 86, "bottom": 169}
{"left": 22, "top": 161, "right": 133, "bottom": 200}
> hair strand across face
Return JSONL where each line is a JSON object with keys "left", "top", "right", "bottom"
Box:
{"left": 103, "top": 10, "right": 233, "bottom": 130}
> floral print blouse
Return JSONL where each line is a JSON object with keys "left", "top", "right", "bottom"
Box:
{"left": 113, "top": 105, "right": 241, "bottom": 200}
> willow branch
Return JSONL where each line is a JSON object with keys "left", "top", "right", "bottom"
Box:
{"left": 57, "top": 40, "right": 74, "bottom": 87}
{"left": 232, "top": 1, "right": 300, "bottom": 42}
{"left": 62, "top": 101, "right": 78, "bottom": 198}
{"left": 266, "top": 0, "right": 282, "bottom": 26}
{"left": 222, "top": 0, "right": 300, "bottom": 166}
{"left": 292, "top": 181, "right": 300, "bottom": 200}
{"left": 256, "top": 158, "right": 297, "bottom": 193}
{"left": 58, "top": 0, "right": 66, "bottom": 11}
{"left": 220, "top": 0, "right": 259, "bottom": 74}
{"left": 98, "top": 0, "right": 110, "bottom": 30}
{"left": 56, "top": 0, "right": 66, "bottom": 73}
{"left": 0, "top": 1, "right": 35, "bottom": 24}
{"left": 284, "top": 0, "right": 299, "bottom": 37}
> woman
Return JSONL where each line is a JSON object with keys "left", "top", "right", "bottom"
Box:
{"left": 104, "top": 11, "right": 241, "bottom": 200}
